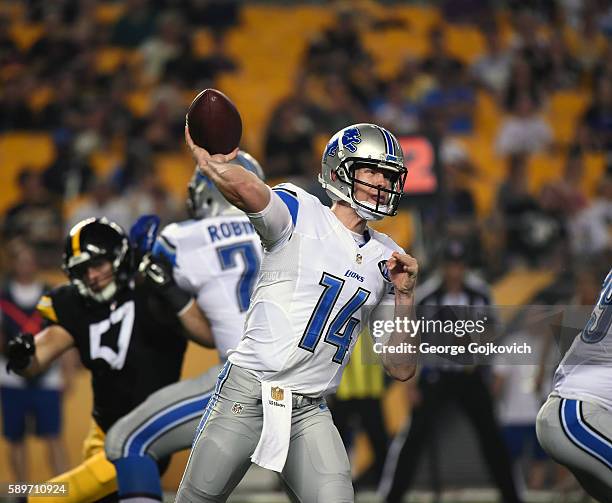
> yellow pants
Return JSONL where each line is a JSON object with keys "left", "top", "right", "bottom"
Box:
{"left": 33, "top": 421, "right": 117, "bottom": 503}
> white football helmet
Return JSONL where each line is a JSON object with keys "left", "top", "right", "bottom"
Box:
{"left": 187, "top": 150, "right": 265, "bottom": 219}
{"left": 319, "top": 123, "right": 407, "bottom": 220}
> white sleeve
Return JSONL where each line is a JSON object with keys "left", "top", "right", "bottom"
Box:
{"left": 247, "top": 186, "right": 294, "bottom": 251}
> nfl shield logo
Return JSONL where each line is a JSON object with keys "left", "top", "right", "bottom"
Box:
{"left": 356, "top": 254, "right": 363, "bottom": 264}
{"left": 271, "top": 386, "right": 284, "bottom": 401}
{"left": 232, "top": 402, "right": 244, "bottom": 415}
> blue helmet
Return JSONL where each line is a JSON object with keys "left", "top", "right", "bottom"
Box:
{"left": 187, "top": 150, "right": 265, "bottom": 219}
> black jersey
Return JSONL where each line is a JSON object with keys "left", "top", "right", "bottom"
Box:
{"left": 37, "top": 283, "right": 187, "bottom": 432}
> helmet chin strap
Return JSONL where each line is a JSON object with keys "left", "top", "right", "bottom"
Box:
{"left": 353, "top": 201, "right": 385, "bottom": 221}
{"left": 88, "top": 281, "right": 117, "bottom": 303}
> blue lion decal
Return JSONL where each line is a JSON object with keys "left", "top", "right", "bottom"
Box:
{"left": 341, "top": 127, "right": 361, "bottom": 153}
{"left": 324, "top": 137, "right": 339, "bottom": 159}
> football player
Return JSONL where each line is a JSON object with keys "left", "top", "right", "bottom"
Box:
{"left": 104, "top": 151, "right": 265, "bottom": 502}
{"left": 176, "top": 123, "right": 418, "bottom": 502}
{"left": 6, "top": 218, "right": 212, "bottom": 503}
{"left": 536, "top": 267, "right": 612, "bottom": 502}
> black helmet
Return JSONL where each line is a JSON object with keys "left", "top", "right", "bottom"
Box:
{"left": 62, "top": 218, "right": 133, "bottom": 302}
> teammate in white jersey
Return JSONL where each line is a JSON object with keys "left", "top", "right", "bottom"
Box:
{"left": 104, "top": 151, "right": 265, "bottom": 503}
{"left": 176, "top": 123, "right": 418, "bottom": 502}
{"left": 536, "top": 267, "right": 612, "bottom": 501}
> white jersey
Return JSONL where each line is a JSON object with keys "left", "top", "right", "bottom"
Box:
{"left": 228, "top": 183, "right": 401, "bottom": 397}
{"left": 154, "top": 211, "right": 263, "bottom": 360}
{"left": 552, "top": 268, "right": 612, "bottom": 411}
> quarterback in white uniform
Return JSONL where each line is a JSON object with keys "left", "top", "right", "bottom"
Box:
{"left": 536, "top": 267, "right": 612, "bottom": 501}
{"left": 176, "top": 123, "right": 418, "bottom": 502}
{"left": 104, "top": 152, "right": 265, "bottom": 503}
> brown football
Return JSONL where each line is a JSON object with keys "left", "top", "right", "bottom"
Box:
{"left": 186, "top": 89, "right": 242, "bottom": 154}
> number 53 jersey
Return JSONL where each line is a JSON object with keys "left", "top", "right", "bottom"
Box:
{"left": 228, "top": 183, "right": 403, "bottom": 397}
{"left": 36, "top": 284, "right": 187, "bottom": 432}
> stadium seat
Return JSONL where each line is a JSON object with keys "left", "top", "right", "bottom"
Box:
{"left": 9, "top": 22, "right": 43, "bottom": 51}
{"left": 155, "top": 153, "right": 193, "bottom": 200}
{"left": 95, "top": 47, "right": 131, "bottom": 74}
{"left": 527, "top": 153, "right": 564, "bottom": 193}
{"left": 125, "top": 89, "right": 152, "bottom": 117}
{"left": 446, "top": 25, "right": 485, "bottom": 64}
{"left": 475, "top": 91, "right": 502, "bottom": 138}
{"left": 492, "top": 267, "right": 556, "bottom": 319}
{"left": 546, "top": 91, "right": 589, "bottom": 145}
{"left": 0, "top": 133, "right": 55, "bottom": 213}
{"left": 28, "top": 85, "right": 54, "bottom": 112}
{"left": 370, "top": 209, "right": 413, "bottom": 250}
{"left": 583, "top": 153, "right": 606, "bottom": 197}
{"left": 94, "top": 2, "right": 126, "bottom": 25}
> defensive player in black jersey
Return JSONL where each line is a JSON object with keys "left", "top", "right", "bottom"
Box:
{"left": 6, "top": 217, "right": 213, "bottom": 502}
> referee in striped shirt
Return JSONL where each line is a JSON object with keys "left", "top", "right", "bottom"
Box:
{"left": 379, "top": 240, "right": 522, "bottom": 503}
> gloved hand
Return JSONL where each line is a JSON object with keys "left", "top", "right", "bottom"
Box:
{"left": 129, "top": 215, "right": 161, "bottom": 265}
{"left": 139, "top": 254, "right": 193, "bottom": 314}
{"left": 6, "top": 332, "right": 35, "bottom": 373}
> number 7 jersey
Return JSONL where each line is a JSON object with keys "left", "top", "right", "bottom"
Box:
{"left": 228, "top": 183, "right": 403, "bottom": 397}
{"left": 153, "top": 211, "right": 263, "bottom": 360}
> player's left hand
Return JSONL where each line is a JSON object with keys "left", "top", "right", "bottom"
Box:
{"left": 6, "top": 332, "right": 35, "bottom": 373}
{"left": 139, "top": 253, "right": 173, "bottom": 289}
{"left": 139, "top": 254, "right": 193, "bottom": 314}
{"left": 387, "top": 252, "right": 418, "bottom": 296}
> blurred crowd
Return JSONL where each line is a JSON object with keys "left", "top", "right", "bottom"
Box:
{"left": 1, "top": 0, "right": 612, "bottom": 497}
{"left": 1, "top": 0, "right": 611, "bottom": 278}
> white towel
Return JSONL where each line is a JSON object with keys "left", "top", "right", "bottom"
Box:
{"left": 251, "top": 381, "right": 292, "bottom": 472}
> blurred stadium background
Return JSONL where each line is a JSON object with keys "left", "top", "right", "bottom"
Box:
{"left": 0, "top": 0, "right": 610, "bottom": 501}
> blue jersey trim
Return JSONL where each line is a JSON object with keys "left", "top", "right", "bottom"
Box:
{"left": 560, "top": 399, "right": 612, "bottom": 470}
{"left": 272, "top": 188, "right": 299, "bottom": 226}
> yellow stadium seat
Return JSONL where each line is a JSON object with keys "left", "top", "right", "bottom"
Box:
{"left": 446, "top": 25, "right": 485, "bottom": 64}
{"left": 370, "top": 209, "right": 413, "bottom": 250}
{"left": 95, "top": 3, "right": 126, "bottom": 24}
{"left": 28, "top": 85, "right": 54, "bottom": 112}
{"left": 90, "top": 150, "right": 124, "bottom": 178}
{"left": 155, "top": 153, "right": 192, "bottom": 200}
{"left": 394, "top": 6, "right": 441, "bottom": 35}
{"left": 192, "top": 29, "right": 214, "bottom": 58}
{"left": 527, "top": 153, "right": 564, "bottom": 193}
{"left": 583, "top": 153, "right": 606, "bottom": 197}
{"left": 475, "top": 91, "right": 502, "bottom": 138}
{"left": 363, "top": 31, "right": 429, "bottom": 79}
{"left": 125, "top": 90, "right": 152, "bottom": 117}
{"left": 546, "top": 91, "right": 589, "bottom": 144}
{"left": 9, "top": 23, "right": 44, "bottom": 51}
{"left": 95, "top": 47, "right": 130, "bottom": 74}
{"left": 492, "top": 266, "right": 556, "bottom": 312}
{"left": 0, "top": 133, "right": 56, "bottom": 213}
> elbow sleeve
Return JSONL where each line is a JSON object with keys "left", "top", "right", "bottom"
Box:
{"left": 247, "top": 188, "right": 293, "bottom": 250}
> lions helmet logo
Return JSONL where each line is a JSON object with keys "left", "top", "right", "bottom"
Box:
{"left": 324, "top": 137, "right": 339, "bottom": 160}
{"left": 341, "top": 127, "right": 361, "bottom": 153}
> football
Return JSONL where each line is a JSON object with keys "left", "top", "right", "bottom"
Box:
{"left": 186, "top": 88, "right": 242, "bottom": 154}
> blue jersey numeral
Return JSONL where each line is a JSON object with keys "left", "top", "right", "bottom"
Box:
{"left": 216, "top": 241, "right": 260, "bottom": 312}
{"left": 581, "top": 272, "right": 612, "bottom": 344}
{"left": 299, "top": 272, "right": 370, "bottom": 364}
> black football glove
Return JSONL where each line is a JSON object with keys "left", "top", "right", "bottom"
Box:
{"left": 6, "top": 332, "right": 35, "bottom": 373}
{"left": 139, "top": 254, "right": 193, "bottom": 314}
